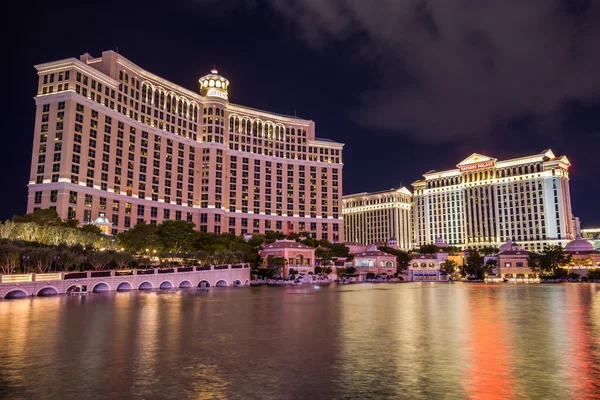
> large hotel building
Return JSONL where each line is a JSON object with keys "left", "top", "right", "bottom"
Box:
{"left": 412, "top": 151, "right": 574, "bottom": 251}
{"left": 28, "top": 51, "right": 344, "bottom": 241}
{"left": 342, "top": 150, "right": 575, "bottom": 252}
{"left": 342, "top": 187, "right": 413, "bottom": 250}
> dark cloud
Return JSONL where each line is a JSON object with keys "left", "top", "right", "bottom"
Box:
{"left": 261, "top": 0, "right": 600, "bottom": 142}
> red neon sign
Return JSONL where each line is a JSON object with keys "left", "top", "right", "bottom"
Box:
{"left": 459, "top": 161, "right": 495, "bottom": 172}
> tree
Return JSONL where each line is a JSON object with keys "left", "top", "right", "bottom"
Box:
{"left": 441, "top": 260, "right": 457, "bottom": 274}
{"left": 13, "top": 209, "right": 62, "bottom": 226}
{"left": 79, "top": 224, "right": 103, "bottom": 236}
{"left": 528, "top": 245, "right": 572, "bottom": 275}
{"left": 418, "top": 244, "right": 440, "bottom": 254}
{"left": 0, "top": 220, "right": 17, "bottom": 239}
{"left": 485, "top": 259, "right": 498, "bottom": 276}
{"left": 28, "top": 247, "right": 57, "bottom": 273}
{"left": 157, "top": 220, "right": 195, "bottom": 253}
{"left": 315, "top": 247, "right": 332, "bottom": 263}
{"left": 195, "top": 250, "right": 210, "bottom": 265}
{"left": 445, "top": 246, "right": 462, "bottom": 254}
{"left": 0, "top": 243, "right": 23, "bottom": 274}
{"left": 88, "top": 251, "right": 113, "bottom": 270}
{"left": 55, "top": 246, "right": 84, "bottom": 271}
{"left": 587, "top": 269, "right": 600, "bottom": 280}
{"left": 113, "top": 252, "right": 133, "bottom": 270}
{"left": 480, "top": 246, "right": 500, "bottom": 256}
{"left": 330, "top": 243, "right": 351, "bottom": 259}
{"left": 264, "top": 230, "right": 285, "bottom": 244}
{"left": 117, "top": 222, "right": 160, "bottom": 253}
{"left": 465, "top": 249, "right": 486, "bottom": 279}
{"left": 264, "top": 255, "right": 285, "bottom": 277}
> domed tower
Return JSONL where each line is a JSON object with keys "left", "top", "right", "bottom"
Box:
{"left": 198, "top": 69, "right": 230, "bottom": 143}
{"left": 199, "top": 69, "right": 230, "bottom": 101}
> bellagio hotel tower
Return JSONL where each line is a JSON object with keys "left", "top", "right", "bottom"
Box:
{"left": 28, "top": 51, "right": 344, "bottom": 241}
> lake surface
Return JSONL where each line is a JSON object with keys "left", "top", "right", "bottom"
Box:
{"left": 1, "top": 283, "right": 599, "bottom": 399}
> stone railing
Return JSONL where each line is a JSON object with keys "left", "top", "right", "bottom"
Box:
{"left": 0, "top": 263, "right": 250, "bottom": 284}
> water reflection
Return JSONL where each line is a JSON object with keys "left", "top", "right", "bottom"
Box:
{"left": 0, "top": 284, "right": 598, "bottom": 399}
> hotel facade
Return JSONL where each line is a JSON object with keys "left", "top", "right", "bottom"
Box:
{"left": 342, "top": 187, "right": 413, "bottom": 250}
{"left": 412, "top": 151, "right": 574, "bottom": 251}
{"left": 27, "top": 51, "right": 344, "bottom": 241}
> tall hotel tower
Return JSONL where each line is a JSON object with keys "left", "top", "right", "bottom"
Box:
{"left": 412, "top": 151, "right": 574, "bottom": 251}
{"left": 28, "top": 51, "right": 344, "bottom": 241}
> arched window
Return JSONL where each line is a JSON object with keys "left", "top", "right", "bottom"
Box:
{"left": 229, "top": 116, "right": 234, "bottom": 132}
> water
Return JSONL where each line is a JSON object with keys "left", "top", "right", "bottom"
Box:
{"left": 1, "top": 283, "right": 599, "bottom": 400}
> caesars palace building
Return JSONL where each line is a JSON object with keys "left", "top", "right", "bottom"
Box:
{"left": 412, "top": 151, "right": 574, "bottom": 251}
{"left": 343, "top": 150, "right": 575, "bottom": 252}
{"left": 28, "top": 51, "right": 344, "bottom": 241}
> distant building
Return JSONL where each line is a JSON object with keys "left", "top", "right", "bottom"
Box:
{"left": 582, "top": 228, "right": 600, "bottom": 250}
{"left": 572, "top": 217, "right": 582, "bottom": 239}
{"left": 497, "top": 240, "right": 538, "bottom": 282}
{"left": 564, "top": 236, "right": 600, "bottom": 270}
{"left": 413, "top": 150, "right": 574, "bottom": 252}
{"left": 350, "top": 244, "right": 397, "bottom": 281}
{"left": 342, "top": 187, "right": 413, "bottom": 250}
{"left": 408, "top": 251, "right": 449, "bottom": 282}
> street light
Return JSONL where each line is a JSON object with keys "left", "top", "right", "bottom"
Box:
{"left": 22, "top": 255, "right": 30, "bottom": 274}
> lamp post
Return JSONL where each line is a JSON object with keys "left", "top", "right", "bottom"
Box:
{"left": 22, "top": 255, "right": 30, "bottom": 274}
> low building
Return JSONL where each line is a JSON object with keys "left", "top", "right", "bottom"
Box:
{"left": 408, "top": 252, "right": 449, "bottom": 281}
{"left": 497, "top": 237, "right": 600, "bottom": 281}
{"left": 497, "top": 240, "right": 538, "bottom": 282}
{"left": 564, "top": 236, "right": 600, "bottom": 272}
{"left": 91, "top": 212, "right": 112, "bottom": 235}
{"left": 260, "top": 240, "right": 315, "bottom": 278}
{"left": 351, "top": 244, "right": 397, "bottom": 281}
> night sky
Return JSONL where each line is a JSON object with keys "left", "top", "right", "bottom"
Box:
{"left": 5, "top": 0, "right": 600, "bottom": 226}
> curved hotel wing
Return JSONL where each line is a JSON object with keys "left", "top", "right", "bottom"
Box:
{"left": 28, "top": 51, "right": 343, "bottom": 241}
{"left": 412, "top": 151, "right": 574, "bottom": 251}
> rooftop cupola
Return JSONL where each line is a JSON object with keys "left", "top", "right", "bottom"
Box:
{"left": 199, "top": 69, "right": 230, "bottom": 101}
